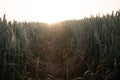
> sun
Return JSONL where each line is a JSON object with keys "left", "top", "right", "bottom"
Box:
{"left": 42, "top": 19, "right": 60, "bottom": 25}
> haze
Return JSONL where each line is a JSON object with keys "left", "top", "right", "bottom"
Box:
{"left": 0, "top": 0, "right": 120, "bottom": 23}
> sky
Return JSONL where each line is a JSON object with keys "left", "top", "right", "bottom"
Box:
{"left": 0, "top": 0, "right": 120, "bottom": 23}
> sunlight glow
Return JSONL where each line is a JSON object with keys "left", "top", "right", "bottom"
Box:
{"left": 0, "top": 0, "right": 120, "bottom": 23}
